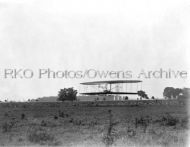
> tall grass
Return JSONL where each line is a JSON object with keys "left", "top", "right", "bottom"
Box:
{"left": 27, "top": 126, "right": 60, "bottom": 145}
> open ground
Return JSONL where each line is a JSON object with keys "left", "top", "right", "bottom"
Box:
{"left": 0, "top": 100, "right": 189, "bottom": 147}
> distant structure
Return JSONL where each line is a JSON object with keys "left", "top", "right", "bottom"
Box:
{"left": 31, "top": 96, "right": 58, "bottom": 102}
{"left": 78, "top": 80, "right": 142, "bottom": 101}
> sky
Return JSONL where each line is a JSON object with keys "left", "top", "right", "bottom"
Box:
{"left": 0, "top": 0, "right": 189, "bottom": 101}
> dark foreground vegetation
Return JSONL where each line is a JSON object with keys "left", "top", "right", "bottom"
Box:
{"left": 0, "top": 100, "right": 189, "bottom": 147}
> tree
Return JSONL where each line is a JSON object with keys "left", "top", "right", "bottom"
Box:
{"left": 173, "top": 88, "right": 182, "bottom": 99}
{"left": 58, "top": 87, "right": 77, "bottom": 101}
{"left": 125, "top": 96, "right": 128, "bottom": 100}
{"left": 181, "top": 88, "right": 189, "bottom": 98}
{"left": 137, "top": 90, "right": 149, "bottom": 100}
{"left": 177, "top": 88, "right": 189, "bottom": 104}
{"left": 163, "top": 87, "right": 175, "bottom": 99}
{"left": 163, "top": 87, "right": 182, "bottom": 99}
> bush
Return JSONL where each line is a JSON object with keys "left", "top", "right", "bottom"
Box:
{"left": 54, "top": 115, "right": 58, "bottom": 120}
{"left": 21, "top": 113, "right": 25, "bottom": 120}
{"left": 135, "top": 116, "right": 152, "bottom": 133}
{"left": 2, "top": 121, "right": 15, "bottom": 133}
{"left": 4, "top": 112, "right": 9, "bottom": 117}
{"left": 155, "top": 113, "right": 179, "bottom": 126}
{"left": 103, "top": 135, "right": 114, "bottom": 146}
{"left": 27, "top": 127, "right": 60, "bottom": 145}
{"left": 41, "top": 120, "right": 47, "bottom": 127}
{"left": 135, "top": 116, "right": 151, "bottom": 127}
{"left": 127, "top": 127, "right": 136, "bottom": 138}
{"left": 58, "top": 110, "right": 69, "bottom": 118}
{"left": 180, "top": 117, "right": 189, "bottom": 128}
{"left": 164, "top": 116, "right": 179, "bottom": 126}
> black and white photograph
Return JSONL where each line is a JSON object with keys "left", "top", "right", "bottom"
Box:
{"left": 0, "top": 0, "right": 189, "bottom": 146}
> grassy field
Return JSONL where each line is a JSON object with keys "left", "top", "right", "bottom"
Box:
{"left": 0, "top": 100, "right": 189, "bottom": 147}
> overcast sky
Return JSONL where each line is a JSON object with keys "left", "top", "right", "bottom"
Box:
{"left": 0, "top": 0, "right": 189, "bottom": 101}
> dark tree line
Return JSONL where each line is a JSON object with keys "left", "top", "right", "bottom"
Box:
{"left": 163, "top": 87, "right": 189, "bottom": 99}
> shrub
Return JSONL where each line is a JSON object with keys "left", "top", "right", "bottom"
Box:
{"left": 155, "top": 113, "right": 179, "bottom": 126}
{"left": 88, "top": 120, "right": 98, "bottom": 127}
{"left": 127, "top": 127, "right": 136, "bottom": 138}
{"left": 2, "top": 121, "right": 15, "bottom": 133}
{"left": 135, "top": 116, "right": 151, "bottom": 132}
{"left": 4, "top": 112, "right": 9, "bottom": 117}
{"left": 103, "top": 135, "right": 114, "bottom": 146}
{"left": 27, "top": 127, "right": 60, "bottom": 145}
{"left": 58, "top": 110, "right": 69, "bottom": 118}
{"left": 180, "top": 117, "right": 188, "bottom": 128}
{"left": 54, "top": 115, "right": 58, "bottom": 120}
{"left": 69, "top": 118, "right": 73, "bottom": 123}
{"left": 21, "top": 113, "right": 25, "bottom": 120}
{"left": 137, "top": 116, "right": 151, "bottom": 125}
{"left": 165, "top": 116, "right": 179, "bottom": 126}
{"left": 41, "top": 120, "right": 47, "bottom": 127}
